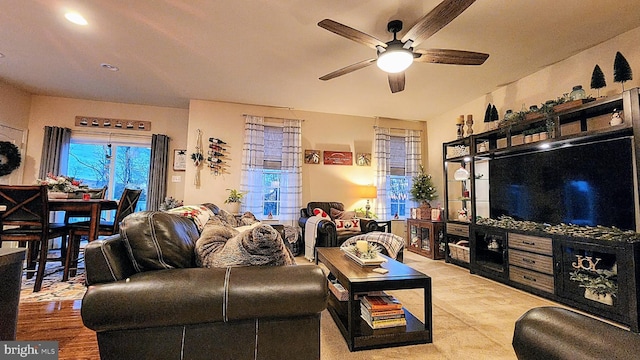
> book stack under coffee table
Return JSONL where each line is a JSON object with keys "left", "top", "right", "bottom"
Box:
{"left": 315, "top": 247, "right": 432, "bottom": 351}
{"left": 360, "top": 294, "right": 406, "bottom": 330}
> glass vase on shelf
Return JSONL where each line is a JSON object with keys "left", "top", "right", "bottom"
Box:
{"left": 570, "top": 85, "right": 586, "bottom": 101}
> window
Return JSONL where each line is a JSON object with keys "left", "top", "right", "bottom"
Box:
{"left": 262, "top": 126, "right": 283, "bottom": 217}
{"left": 65, "top": 135, "right": 150, "bottom": 212}
{"left": 389, "top": 135, "right": 409, "bottom": 218}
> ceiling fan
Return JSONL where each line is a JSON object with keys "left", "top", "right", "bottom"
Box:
{"left": 318, "top": 0, "right": 489, "bottom": 93}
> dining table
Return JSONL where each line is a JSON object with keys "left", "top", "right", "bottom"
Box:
{"left": 48, "top": 198, "right": 118, "bottom": 241}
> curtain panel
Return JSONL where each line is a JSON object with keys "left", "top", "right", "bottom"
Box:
{"left": 405, "top": 129, "right": 422, "bottom": 209}
{"left": 39, "top": 126, "right": 71, "bottom": 179}
{"left": 147, "top": 134, "right": 169, "bottom": 211}
{"left": 240, "top": 116, "right": 265, "bottom": 215}
{"left": 279, "top": 119, "right": 302, "bottom": 226}
{"left": 374, "top": 127, "right": 390, "bottom": 218}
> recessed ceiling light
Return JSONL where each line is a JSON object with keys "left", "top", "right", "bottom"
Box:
{"left": 100, "top": 63, "right": 119, "bottom": 72}
{"left": 65, "top": 12, "right": 88, "bottom": 26}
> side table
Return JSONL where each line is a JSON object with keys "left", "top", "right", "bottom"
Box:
{"left": 374, "top": 220, "right": 392, "bottom": 233}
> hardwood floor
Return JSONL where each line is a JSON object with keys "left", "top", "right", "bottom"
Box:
{"left": 16, "top": 300, "right": 99, "bottom": 360}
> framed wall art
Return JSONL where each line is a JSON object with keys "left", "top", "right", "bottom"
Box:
{"left": 356, "top": 153, "right": 371, "bottom": 166}
{"left": 304, "top": 150, "right": 320, "bottom": 164}
{"left": 173, "top": 149, "right": 187, "bottom": 171}
{"left": 323, "top": 151, "right": 353, "bottom": 165}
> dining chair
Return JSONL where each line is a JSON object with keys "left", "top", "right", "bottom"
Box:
{"left": 48, "top": 187, "right": 108, "bottom": 265}
{"left": 64, "top": 188, "right": 142, "bottom": 280}
{"left": 0, "top": 185, "right": 69, "bottom": 292}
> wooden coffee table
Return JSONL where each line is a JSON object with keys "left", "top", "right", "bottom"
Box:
{"left": 316, "top": 247, "right": 432, "bottom": 351}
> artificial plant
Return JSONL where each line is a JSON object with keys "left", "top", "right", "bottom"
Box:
{"left": 410, "top": 165, "right": 438, "bottom": 206}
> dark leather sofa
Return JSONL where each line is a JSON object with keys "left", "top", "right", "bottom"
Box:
{"left": 512, "top": 306, "right": 640, "bottom": 360}
{"left": 81, "top": 211, "right": 328, "bottom": 360}
{"left": 298, "top": 201, "right": 381, "bottom": 248}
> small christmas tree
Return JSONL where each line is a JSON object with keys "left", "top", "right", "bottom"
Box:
{"left": 590, "top": 64, "right": 606, "bottom": 97}
{"left": 613, "top": 51, "right": 633, "bottom": 91}
{"left": 491, "top": 105, "right": 499, "bottom": 122}
{"left": 483, "top": 104, "right": 492, "bottom": 123}
{"left": 410, "top": 165, "right": 438, "bottom": 206}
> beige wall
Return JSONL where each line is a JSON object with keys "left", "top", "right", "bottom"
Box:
{"left": 24, "top": 96, "right": 189, "bottom": 200}
{"left": 426, "top": 26, "right": 640, "bottom": 199}
{"left": 0, "top": 81, "right": 31, "bottom": 130}
{"left": 185, "top": 100, "right": 425, "bottom": 212}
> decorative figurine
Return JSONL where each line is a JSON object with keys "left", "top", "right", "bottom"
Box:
{"left": 610, "top": 108, "right": 623, "bottom": 126}
{"left": 456, "top": 115, "right": 464, "bottom": 139}
{"left": 465, "top": 114, "right": 474, "bottom": 136}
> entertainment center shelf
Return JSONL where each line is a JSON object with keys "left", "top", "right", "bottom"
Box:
{"left": 470, "top": 224, "right": 640, "bottom": 331}
{"left": 442, "top": 88, "right": 640, "bottom": 331}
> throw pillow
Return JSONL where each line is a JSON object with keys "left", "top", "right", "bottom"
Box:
{"left": 313, "top": 207, "right": 330, "bottom": 219}
{"left": 167, "top": 205, "right": 213, "bottom": 232}
{"left": 196, "top": 222, "right": 296, "bottom": 267}
{"left": 335, "top": 218, "right": 361, "bottom": 232}
{"left": 330, "top": 207, "right": 357, "bottom": 220}
{"left": 238, "top": 211, "right": 259, "bottom": 226}
{"left": 216, "top": 208, "right": 239, "bottom": 227}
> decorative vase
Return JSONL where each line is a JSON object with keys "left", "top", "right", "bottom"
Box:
{"left": 226, "top": 202, "right": 241, "bottom": 214}
{"left": 570, "top": 85, "right": 586, "bottom": 100}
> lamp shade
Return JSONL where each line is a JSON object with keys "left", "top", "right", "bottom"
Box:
{"left": 453, "top": 166, "right": 470, "bottom": 181}
{"left": 360, "top": 185, "right": 378, "bottom": 199}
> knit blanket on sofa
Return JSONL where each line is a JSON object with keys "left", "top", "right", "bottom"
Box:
{"left": 195, "top": 220, "right": 296, "bottom": 268}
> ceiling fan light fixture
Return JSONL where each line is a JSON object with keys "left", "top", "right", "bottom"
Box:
{"left": 377, "top": 47, "right": 413, "bottom": 73}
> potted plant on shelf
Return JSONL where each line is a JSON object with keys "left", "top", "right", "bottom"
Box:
{"left": 224, "top": 188, "right": 245, "bottom": 214}
{"left": 410, "top": 165, "right": 438, "bottom": 220}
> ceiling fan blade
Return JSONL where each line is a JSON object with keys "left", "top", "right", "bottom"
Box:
{"left": 414, "top": 49, "right": 489, "bottom": 65}
{"left": 319, "top": 59, "right": 377, "bottom": 81}
{"left": 388, "top": 72, "right": 405, "bottom": 93}
{"left": 318, "top": 19, "right": 387, "bottom": 50}
{"left": 401, "top": 0, "right": 476, "bottom": 46}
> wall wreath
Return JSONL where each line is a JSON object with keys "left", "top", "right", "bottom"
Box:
{"left": 0, "top": 141, "right": 22, "bottom": 177}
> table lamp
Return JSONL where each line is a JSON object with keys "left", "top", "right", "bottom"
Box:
{"left": 360, "top": 185, "right": 378, "bottom": 218}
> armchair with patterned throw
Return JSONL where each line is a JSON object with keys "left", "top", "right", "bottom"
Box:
{"left": 299, "top": 201, "right": 406, "bottom": 262}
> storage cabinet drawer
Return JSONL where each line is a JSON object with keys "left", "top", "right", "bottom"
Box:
{"left": 508, "top": 233, "right": 552, "bottom": 255}
{"left": 509, "top": 266, "right": 554, "bottom": 293}
{"left": 446, "top": 223, "right": 469, "bottom": 237}
{"left": 508, "top": 249, "right": 553, "bottom": 275}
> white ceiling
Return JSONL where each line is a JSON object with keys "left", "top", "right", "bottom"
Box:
{"left": 1, "top": 1, "right": 639, "bottom": 121}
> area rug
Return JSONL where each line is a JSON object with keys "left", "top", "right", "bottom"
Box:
{"left": 20, "top": 262, "right": 87, "bottom": 303}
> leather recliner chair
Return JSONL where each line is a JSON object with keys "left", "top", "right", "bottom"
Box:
{"left": 512, "top": 306, "right": 640, "bottom": 360}
{"left": 81, "top": 211, "right": 328, "bottom": 360}
{"left": 298, "top": 201, "right": 381, "bottom": 248}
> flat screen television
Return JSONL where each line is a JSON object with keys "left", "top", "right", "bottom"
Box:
{"left": 489, "top": 137, "right": 636, "bottom": 230}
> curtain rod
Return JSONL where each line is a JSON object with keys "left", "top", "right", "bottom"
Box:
{"left": 242, "top": 114, "right": 304, "bottom": 122}
{"left": 373, "top": 125, "right": 421, "bottom": 132}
